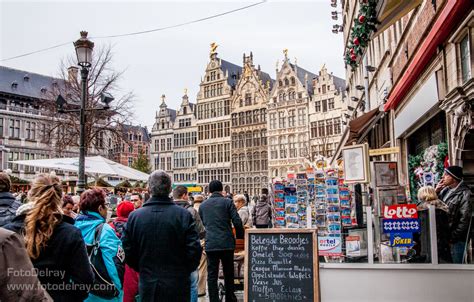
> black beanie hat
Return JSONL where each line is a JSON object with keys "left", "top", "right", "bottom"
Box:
{"left": 445, "top": 165, "right": 463, "bottom": 181}
{"left": 209, "top": 180, "right": 223, "bottom": 193}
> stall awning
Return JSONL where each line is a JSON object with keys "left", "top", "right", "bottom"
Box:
{"left": 347, "top": 108, "right": 381, "bottom": 145}
{"left": 375, "top": 0, "right": 422, "bottom": 35}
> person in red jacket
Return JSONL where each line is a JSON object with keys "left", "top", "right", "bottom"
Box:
{"left": 109, "top": 202, "right": 138, "bottom": 302}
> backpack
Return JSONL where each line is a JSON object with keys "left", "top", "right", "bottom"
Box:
{"left": 86, "top": 223, "right": 124, "bottom": 299}
{"left": 254, "top": 203, "right": 271, "bottom": 226}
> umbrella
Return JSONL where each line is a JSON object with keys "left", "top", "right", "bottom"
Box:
{"left": 11, "top": 155, "right": 149, "bottom": 181}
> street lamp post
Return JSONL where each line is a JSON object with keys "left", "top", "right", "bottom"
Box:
{"left": 74, "top": 31, "right": 94, "bottom": 194}
{"left": 56, "top": 32, "right": 114, "bottom": 195}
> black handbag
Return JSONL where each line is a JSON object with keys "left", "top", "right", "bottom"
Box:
{"left": 86, "top": 223, "right": 121, "bottom": 299}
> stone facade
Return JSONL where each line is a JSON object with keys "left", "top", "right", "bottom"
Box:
{"left": 267, "top": 54, "right": 315, "bottom": 178}
{"left": 150, "top": 95, "right": 176, "bottom": 177}
{"left": 172, "top": 92, "right": 198, "bottom": 186}
{"left": 196, "top": 50, "right": 240, "bottom": 193}
{"left": 230, "top": 52, "right": 271, "bottom": 196}
{"left": 309, "top": 65, "right": 346, "bottom": 159}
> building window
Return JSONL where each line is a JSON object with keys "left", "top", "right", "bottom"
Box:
{"left": 326, "top": 119, "right": 333, "bottom": 136}
{"left": 322, "top": 85, "right": 326, "bottom": 94}
{"left": 0, "top": 118, "right": 3, "bottom": 137}
{"left": 322, "top": 99, "right": 328, "bottom": 112}
{"left": 129, "top": 145, "right": 133, "bottom": 153}
{"left": 128, "top": 157, "right": 133, "bottom": 167}
{"left": 460, "top": 34, "right": 471, "bottom": 84}
{"left": 334, "top": 118, "right": 341, "bottom": 134}
{"left": 328, "top": 98, "right": 335, "bottom": 110}
{"left": 167, "top": 137, "right": 172, "bottom": 150}
{"left": 245, "top": 93, "right": 252, "bottom": 106}
{"left": 270, "top": 113, "right": 277, "bottom": 129}
{"left": 311, "top": 122, "right": 318, "bottom": 138}
{"left": 9, "top": 119, "right": 20, "bottom": 138}
{"left": 289, "top": 135, "right": 297, "bottom": 158}
{"left": 318, "top": 121, "right": 325, "bottom": 136}
{"left": 25, "top": 121, "right": 35, "bottom": 140}
{"left": 297, "top": 108, "right": 306, "bottom": 126}
{"left": 315, "top": 101, "right": 321, "bottom": 112}
{"left": 288, "top": 110, "right": 296, "bottom": 127}
{"left": 278, "top": 111, "right": 286, "bottom": 128}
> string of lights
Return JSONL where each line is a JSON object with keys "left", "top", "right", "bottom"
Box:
{"left": 0, "top": 0, "right": 267, "bottom": 62}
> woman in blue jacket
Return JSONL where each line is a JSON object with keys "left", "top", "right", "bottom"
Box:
{"left": 75, "top": 189, "right": 125, "bottom": 302}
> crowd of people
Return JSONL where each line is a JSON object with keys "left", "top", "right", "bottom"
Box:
{"left": 0, "top": 170, "right": 273, "bottom": 302}
{"left": 0, "top": 165, "right": 471, "bottom": 301}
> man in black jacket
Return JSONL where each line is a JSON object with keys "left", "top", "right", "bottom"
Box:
{"left": 199, "top": 180, "right": 244, "bottom": 302}
{"left": 122, "top": 171, "right": 202, "bottom": 301}
{"left": 0, "top": 172, "right": 20, "bottom": 227}
{"left": 436, "top": 165, "right": 472, "bottom": 263}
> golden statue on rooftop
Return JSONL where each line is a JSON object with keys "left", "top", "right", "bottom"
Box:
{"left": 210, "top": 42, "right": 218, "bottom": 55}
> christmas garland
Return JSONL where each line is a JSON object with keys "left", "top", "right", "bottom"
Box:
{"left": 344, "top": 0, "right": 378, "bottom": 70}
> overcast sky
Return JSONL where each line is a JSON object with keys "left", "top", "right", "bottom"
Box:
{"left": 0, "top": 0, "right": 345, "bottom": 130}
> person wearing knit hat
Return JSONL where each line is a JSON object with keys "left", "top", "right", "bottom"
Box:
{"left": 436, "top": 165, "right": 472, "bottom": 263}
{"left": 109, "top": 201, "right": 138, "bottom": 302}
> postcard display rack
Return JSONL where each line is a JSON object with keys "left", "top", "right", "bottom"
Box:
{"left": 272, "top": 169, "right": 357, "bottom": 234}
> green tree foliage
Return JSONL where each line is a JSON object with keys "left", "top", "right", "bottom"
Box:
{"left": 131, "top": 149, "right": 151, "bottom": 174}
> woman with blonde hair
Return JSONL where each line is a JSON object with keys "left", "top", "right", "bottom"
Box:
{"left": 417, "top": 186, "right": 452, "bottom": 263}
{"left": 23, "top": 174, "right": 94, "bottom": 301}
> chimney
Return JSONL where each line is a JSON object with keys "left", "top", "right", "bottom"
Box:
{"left": 67, "top": 66, "right": 79, "bottom": 83}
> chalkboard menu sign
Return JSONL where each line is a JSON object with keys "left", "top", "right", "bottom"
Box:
{"left": 244, "top": 229, "right": 319, "bottom": 302}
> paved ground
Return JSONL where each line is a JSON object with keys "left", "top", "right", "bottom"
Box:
{"left": 198, "top": 290, "right": 244, "bottom": 302}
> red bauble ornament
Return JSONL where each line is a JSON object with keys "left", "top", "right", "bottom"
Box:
{"left": 350, "top": 54, "right": 357, "bottom": 61}
{"left": 353, "top": 37, "right": 360, "bottom": 45}
{"left": 358, "top": 15, "right": 365, "bottom": 23}
{"left": 350, "top": 48, "right": 355, "bottom": 54}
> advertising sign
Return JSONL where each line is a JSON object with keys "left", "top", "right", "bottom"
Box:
{"left": 383, "top": 204, "right": 418, "bottom": 219}
{"left": 382, "top": 218, "right": 420, "bottom": 233}
{"left": 390, "top": 232, "right": 414, "bottom": 247}
{"left": 318, "top": 236, "right": 342, "bottom": 256}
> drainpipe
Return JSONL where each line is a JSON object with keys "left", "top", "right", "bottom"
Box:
{"left": 363, "top": 55, "right": 371, "bottom": 112}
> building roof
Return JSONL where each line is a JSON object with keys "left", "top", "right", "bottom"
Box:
{"left": 289, "top": 63, "right": 318, "bottom": 94}
{"left": 0, "top": 65, "right": 65, "bottom": 100}
{"left": 122, "top": 124, "right": 151, "bottom": 142}
{"left": 332, "top": 75, "right": 346, "bottom": 92}
{"left": 220, "top": 59, "right": 242, "bottom": 88}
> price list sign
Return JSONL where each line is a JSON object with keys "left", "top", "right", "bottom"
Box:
{"left": 244, "top": 229, "right": 319, "bottom": 302}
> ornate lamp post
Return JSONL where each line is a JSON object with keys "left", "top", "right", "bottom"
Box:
{"left": 56, "top": 32, "right": 113, "bottom": 195}
{"left": 74, "top": 31, "right": 94, "bottom": 194}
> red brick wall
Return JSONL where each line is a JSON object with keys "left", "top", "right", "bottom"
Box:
{"left": 391, "top": 0, "right": 446, "bottom": 84}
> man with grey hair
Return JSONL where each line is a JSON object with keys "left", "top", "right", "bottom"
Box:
{"left": 122, "top": 170, "right": 202, "bottom": 301}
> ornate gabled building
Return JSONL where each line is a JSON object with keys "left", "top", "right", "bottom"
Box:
{"left": 172, "top": 91, "right": 198, "bottom": 186}
{"left": 196, "top": 45, "right": 240, "bottom": 193}
{"left": 308, "top": 65, "right": 346, "bottom": 160}
{"left": 267, "top": 52, "right": 316, "bottom": 178}
{"left": 230, "top": 52, "right": 272, "bottom": 196}
{"left": 110, "top": 124, "right": 150, "bottom": 167}
{"left": 150, "top": 94, "right": 176, "bottom": 177}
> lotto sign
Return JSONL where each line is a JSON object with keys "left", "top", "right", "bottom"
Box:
{"left": 383, "top": 218, "right": 420, "bottom": 233}
{"left": 318, "top": 236, "right": 342, "bottom": 256}
{"left": 390, "top": 233, "right": 414, "bottom": 247}
{"left": 383, "top": 204, "right": 418, "bottom": 219}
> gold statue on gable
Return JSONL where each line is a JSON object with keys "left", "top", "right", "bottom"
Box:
{"left": 210, "top": 42, "right": 218, "bottom": 55}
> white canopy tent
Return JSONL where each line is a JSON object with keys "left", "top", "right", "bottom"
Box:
{"left": 11, "top": 155, "right": 149, "bottom": 181}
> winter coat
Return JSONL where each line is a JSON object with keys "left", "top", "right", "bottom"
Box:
{"left": 253, "top": 194, "right": 272, "bottom": 226}
{"left": 416, "top": 201, "right": 453, "bottom": 263}
{"left": 199, "top": 192, "right": 244, "bottom": 252}
{"left": 75, "top": 211, "right": 125, "bottom": 302}
{"left": 122, "top": 196, "right": 202, "bottom": 302}
{"left": 0, "top": 191, "right": 21, "bottom": 227}
{"left": 175, "top": 199, "right": 206, "bottom": 239}
{"left": 238, "top": 206, "right": 252, "bottom": 228}
{"left": 4, "top": 213, "right": 94, "bottom": 302}
{"left": 439, "top": 181, "right": 473, "bottom": 243}
{"left": 109, "top": 217, "right": 139, "bottom": 302}
{"left": 0, "top": 228, "right": 52, "bottom": 301}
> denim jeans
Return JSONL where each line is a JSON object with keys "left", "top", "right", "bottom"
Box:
{"left": 451, "top": 241, "right": 467, "bottom": 264}
{"left": 190, "top": 269, "right": 198, "bottom": 302}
